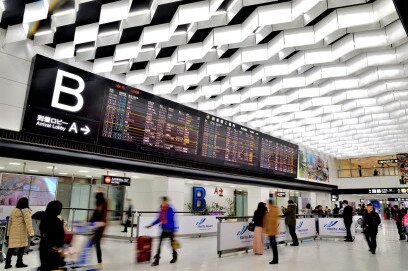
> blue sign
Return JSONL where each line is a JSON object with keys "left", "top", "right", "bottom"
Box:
{"left": 193, "top": 186, "right": 206, "bottom": 211}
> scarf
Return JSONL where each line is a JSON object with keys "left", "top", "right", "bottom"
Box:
{"left": 159, "top": 204, "right": 169, "bottom": 225}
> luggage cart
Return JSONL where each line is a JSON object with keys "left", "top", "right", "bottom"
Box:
{"left": 64, "top": 222, "right": 103, "bottom": 271}
{"left": 0, "top": 220, "right": 8, "bottom": 263}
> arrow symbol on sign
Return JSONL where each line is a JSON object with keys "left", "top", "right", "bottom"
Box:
{"left": 80, "top": 125, "right": 90, "bottom": 135}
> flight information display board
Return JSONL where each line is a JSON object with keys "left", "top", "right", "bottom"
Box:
{"left": 100, "top": 86, "right": 200, "bottom": 155}
{"left": 201, "top": 114, "right": 260, "bottom": 169}
{"left": 23, "top": 55, "right": 298, "bottom": 180}
{"left": 260, "top": 136, "right": 298, "bottom": 176}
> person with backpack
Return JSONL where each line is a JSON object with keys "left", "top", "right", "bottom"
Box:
{"left": 362, "top": 203, "right": 381, "bottom": 254}
{"left": 4, "top": 197, "right": 35, "bottom": 269}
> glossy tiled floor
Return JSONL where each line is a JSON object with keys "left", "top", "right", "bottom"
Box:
{"left": 4, "top": 220, "right": 407, "bottom": 270}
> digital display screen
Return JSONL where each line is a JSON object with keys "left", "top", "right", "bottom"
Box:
{"left": 100, "top": 86, "right": 200, "bottom": 155}
{"left": 23, "top": 55, "right": 299, "bottom": 180}
{"left": 0, "top": 174, "right": 58, "bottom": 206}
{"left": 201, "top": 114, "right": 260, "bottom": 169}
{"left": 260, "top": 136, "right": 298, "bottom": 176}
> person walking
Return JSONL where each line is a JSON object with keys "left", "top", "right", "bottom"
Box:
{"left": 264, "top": 200, "right": 280, "bottom": 264}
{"left": 122, "top": 198, "right": 133, "bottom": 233}
{"left": 39, "top": 200, "right": 65, "bottom": 271}
{"left": 90, "top": 192, "right": 108, "bottom": 267}
{"left": 393, "top": 205, "right": 406, "bottom": 240}
{"left": 4, "top": 197, "right": 35, "bottom": 269}
{"left": 363, "top": 203, "right": 381, "bottom": 254}
{"left": 282, "top": 200, "right": 298, "bottom": 246}
{"left": 342, "top": 200, "right": 354, "bottom": 242}
{"left": 147, "top": 197, "right": 178, "bottom": 266}
{"left": 252, "top": 202, "right": 267, "bottom": 255}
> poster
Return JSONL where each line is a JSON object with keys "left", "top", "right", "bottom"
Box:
{"left": 397, "top": 154, "right": 408, "bottom": 184}
{"left": 298, "top": 150, "right": 329, "bottom": 182}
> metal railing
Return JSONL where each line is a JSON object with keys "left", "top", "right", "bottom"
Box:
{"left": 62, "top": 207, "right": 137, "bottom": 242}
{"left": 337, "top": 166, "right": 399, "bottom": 178}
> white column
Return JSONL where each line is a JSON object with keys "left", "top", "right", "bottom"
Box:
{"left": 166, "top": 177, "right": 185, "bottom": 212}
{"left": 246, "top": 186, "right": 270, "bottom": 215}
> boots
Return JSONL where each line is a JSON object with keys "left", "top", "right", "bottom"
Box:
{"left": 151, "top": 255, "right": 160, "bottom": 266}
{"left": 170, "top": 251, "right": 178, "bottom": 264}
{"left": 16, "top": 261, "right": 28, "bottom": 268}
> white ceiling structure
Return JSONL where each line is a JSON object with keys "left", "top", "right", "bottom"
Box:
{"left": 1, "top": 0, "right": 408, "bottom": 159}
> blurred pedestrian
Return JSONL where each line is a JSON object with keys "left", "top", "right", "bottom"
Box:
{"left": 90, "top": 192, "right": 108, "bottom": 267}
{"left": 363, "top": 203, "right": 381, "bottom": 254}
{"left": 147, "top": 197, "right": 178, "bottom": 266}
{"left": 264, "top": 200, "right": 279, "bottom": 264}
{"left": 4, "top": 197, "right": 34, "bottom": 269}
{"left": 252, "top": 202, "right": 267, "bottom": 255}
{"left": 122, "top": 198, "right": 133, "bottom": 233}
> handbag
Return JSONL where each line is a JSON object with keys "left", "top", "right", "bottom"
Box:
{"left": 171, "top": 236, "right": 181, "bottom": 250}
{"left": 248, "top": 221, "right": 255, "bottom": 232}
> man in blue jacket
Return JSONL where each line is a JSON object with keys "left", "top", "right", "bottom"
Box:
{"left": 147, "top": 196, "right": 177, "bottom": 266}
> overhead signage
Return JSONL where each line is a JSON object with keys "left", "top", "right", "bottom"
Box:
{"left": 388, "top": 198, "right": 408, "bottom": 201}
{"left": 23, "top": 55, "right": 298, "bottom": 179}
{"left": 335, "top": 188, "right": 408, "bottom": 194}
{"left": 102, "top": 175, "right": 131, "bottom": 186}
{"left": 378, "top": 159, "right": 398, "bottom": 164}
{"left": 275, "top": 191, "right": 286, "bottom": 197}
{"left": 331, "top": 194, "right": 339, "bottom": 201}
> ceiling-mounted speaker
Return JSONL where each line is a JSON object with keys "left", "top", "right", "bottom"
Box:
{"left": 393, "top": 0, "right": 408, "bottom": 36}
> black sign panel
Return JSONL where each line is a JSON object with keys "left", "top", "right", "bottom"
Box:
{"left": 102, "top": 175, "right": 131, "bottom": 186}
{"left": 23, "top": 55, "right": 299, "bottom": 179}
{"left": 335, "top": 188, "right": 408, "bottom": 194}
{"left": 275, "top": 191, "right": 286, "bottom": 197}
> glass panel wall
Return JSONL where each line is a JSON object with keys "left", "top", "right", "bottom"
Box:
{"left": 337, "top": 155, "right": 399, "bottom": 178}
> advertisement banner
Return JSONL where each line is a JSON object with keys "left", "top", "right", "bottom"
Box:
{"left": 137, "top": 215, "right": 218, "bottom": 237}
{"left": 292, "top": 218, "right": 316, "bottom": 239}
{"left": 298, "top": 150, "right": 329, "bottom": 182}
{"left": 318, "top": 218, "right": 355, "bottom": 237}
{"left": 218, "top": 221, "right": 254, "bottom": 251}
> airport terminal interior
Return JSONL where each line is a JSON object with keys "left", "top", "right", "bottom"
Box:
{"left": 0, "top": 0, "right": 408, "bottom": 270}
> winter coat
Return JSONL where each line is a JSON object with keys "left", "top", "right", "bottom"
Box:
{"left": 264, "top": 206, "right": 280, "bottom": 236}
{"left": 7, "top": 208, "right": 35, "bottom": 248}
{"left": 363, "top": 210, "right": 381, "bottom": 234}
{"left": 284, "top": 204, "right": 297, "bottom": 226}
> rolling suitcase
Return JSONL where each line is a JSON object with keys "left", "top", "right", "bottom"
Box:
{"left": 136, "top": 236, "right": 152, "bottom": 263}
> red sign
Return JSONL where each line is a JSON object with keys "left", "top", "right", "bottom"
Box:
{"left": 214, "top": 187, "right": 224, "bottom": 197}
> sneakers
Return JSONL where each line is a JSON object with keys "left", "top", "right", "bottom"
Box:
{"left": 290, "top": 243, "right": 299, "bottom": 246}
{"left": 269, "top": 260, "right": 278, "bottom": 265}
{"left": 151, "top": 260, "right": 159, "bottom": 267}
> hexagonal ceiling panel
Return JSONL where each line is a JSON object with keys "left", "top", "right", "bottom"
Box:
{"left": 1, "top": 0, "right": 408, "bottom": 158}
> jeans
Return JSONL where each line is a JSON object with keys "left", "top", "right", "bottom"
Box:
{"left": 364, "top": 230, "right": 377, "bottom": 252}
{"left": 155, "top": 231, "right": 176, "bottom": 259}
{"left": 344, "top": 221, "right": 352, "bottom": 240}
{"left": 6, "top": 247, "right": 25, "bottom": 265}
{"left": 288, "top": 225, "right": 299, "bottom": 245}
{"left": 268, "top": 236, "right": 278, "bottom": 262}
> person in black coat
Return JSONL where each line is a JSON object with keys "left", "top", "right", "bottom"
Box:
{"left": 363, "top": 203, "right": 381, "bottom": 254}
{"left": 39, "top": 200, "right": 65, "bottom": 271}
{"left": 342, "top": 200, "right": 354, "bottom": 242}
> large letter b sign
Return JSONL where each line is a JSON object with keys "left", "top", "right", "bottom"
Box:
{"left": 193, "top": 187, "right": 206, "bottom": 211}
{"left": 51, "top": 69, "right": 85, "bottom": 112}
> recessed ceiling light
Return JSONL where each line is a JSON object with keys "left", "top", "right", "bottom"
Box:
{"left": 9, "top": 162, "right": 21, "bottom": 166}
{"left": 186, "top": 181, "right": 194, "bottom": 184}
{"left": 28, "top": 170, "right": 39, "bottom": 172}
{"left": 59, "top": 173, "right": 68, "bottom": 175}
{"left": 79, "top": 170, "right": 89, "bottom": 173}
{"left": 46, "top": 166, "right": 57, "bottom": 169}
{"left": 86, "top": 175, "right": 92, "bottom": 178}
{"left": 230, "top": 186, "right": 236, "bottom": 188}
{"left": 131, "top": 176, "right": 140, "bottom": 179}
